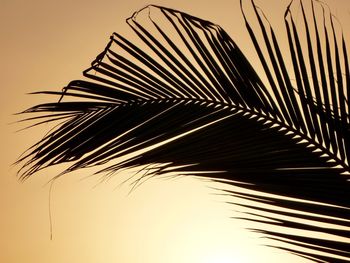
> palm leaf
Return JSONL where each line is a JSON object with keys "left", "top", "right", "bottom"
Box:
{"left": 17, "top": 1, "right": 350, "bottom": 261}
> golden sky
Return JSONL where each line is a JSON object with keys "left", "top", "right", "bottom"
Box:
{"left": 1, "top": 0, "right": 349, "bottom": 262}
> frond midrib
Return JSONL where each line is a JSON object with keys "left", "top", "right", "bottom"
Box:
{"left": 113, "top": 96, "right": 350, "bottom": 174}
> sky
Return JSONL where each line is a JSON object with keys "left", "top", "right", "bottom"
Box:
{"left": 1, "top": 0, "right": 349, "bottom": 262}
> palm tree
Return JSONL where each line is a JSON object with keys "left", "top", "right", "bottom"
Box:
{"left": 17, "top": 0, "right": 350, "bottom": 261}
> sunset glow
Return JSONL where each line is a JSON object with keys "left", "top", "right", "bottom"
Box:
{"left": 2, "top": 0, "right": 350, "bottom": 262}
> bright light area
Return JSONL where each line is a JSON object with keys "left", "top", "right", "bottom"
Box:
{"left": 201, "top": 253, "right": 237, "bottom": 263}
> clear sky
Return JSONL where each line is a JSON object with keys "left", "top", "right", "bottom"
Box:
{"left": 1, "top": 0, "right": 349, "bottom": 262}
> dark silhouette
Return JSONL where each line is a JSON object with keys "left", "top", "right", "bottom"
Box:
{"left": 17, "top": 0, "right": 350, "bottom": 261}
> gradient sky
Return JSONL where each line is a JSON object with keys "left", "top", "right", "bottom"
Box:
{"left": 1, "top": 0, "right": 349, "bottom": 262}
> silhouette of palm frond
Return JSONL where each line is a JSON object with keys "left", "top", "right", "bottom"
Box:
{"left": 17, "top": 0, "right": 350, "bottom": 261}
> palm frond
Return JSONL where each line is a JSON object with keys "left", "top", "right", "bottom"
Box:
{"left": 17, "top": 1, "right": 350, "bottom": 261}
